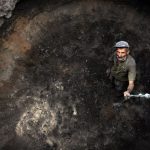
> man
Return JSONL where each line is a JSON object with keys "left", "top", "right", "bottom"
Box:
{"left": 107, "top": 41, "right": 136, "bottom": 99}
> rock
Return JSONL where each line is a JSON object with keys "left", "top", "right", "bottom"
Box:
{"left": 1, "top": 0, "right": 150, "bottom": 150}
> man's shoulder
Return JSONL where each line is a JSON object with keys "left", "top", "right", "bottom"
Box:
{"left": 127, "top": 55, "right": 136, "bottom": 65}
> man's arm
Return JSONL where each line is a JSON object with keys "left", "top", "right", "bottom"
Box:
{"left": 124, "top": 58, "right": 136, "bottom": 97}
{"left": 124, "top": 80, "right": 134, "bottom": 97}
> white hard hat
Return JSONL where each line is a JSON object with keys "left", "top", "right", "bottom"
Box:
{"left": 114, "top": 41, "right": 129, "bottom": 48}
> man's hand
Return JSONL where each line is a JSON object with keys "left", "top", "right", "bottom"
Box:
{"left": 124, "top": 81, "right": 134, "bottom": 100}
{"left": 124, "top": 91, "right": 130, "bottom": 99}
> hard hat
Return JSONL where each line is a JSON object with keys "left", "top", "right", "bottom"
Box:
{"left": 114, "top": 41, "right": 129, "bottom": 48}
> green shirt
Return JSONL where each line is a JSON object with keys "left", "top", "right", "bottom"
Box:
{"left": 110, "top": 53, "right": 136, "bottom": 81}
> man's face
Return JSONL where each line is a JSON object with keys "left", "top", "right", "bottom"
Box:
{"left": 116, "top": 48, "right": 129, "bottom": 61}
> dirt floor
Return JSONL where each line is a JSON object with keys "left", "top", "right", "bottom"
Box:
{"left": 1, "top": 0, "right": 150, "bottom": 150}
